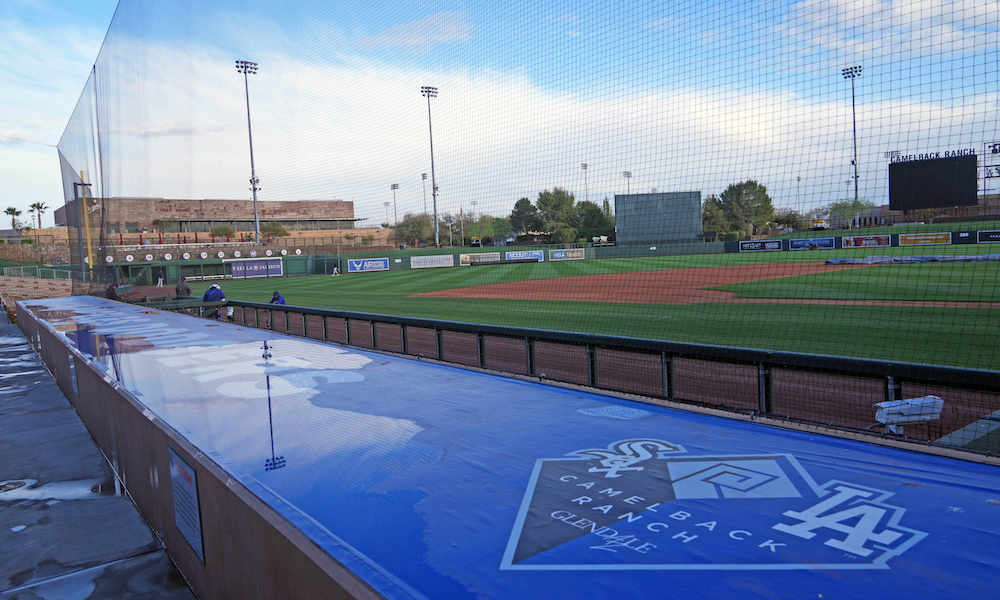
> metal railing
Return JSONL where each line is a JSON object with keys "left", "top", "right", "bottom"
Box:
{"left": 211, "top": 300, "right": 999, "bottom": 457}
{"left": 2, "top": 266, "right": 73, "bottom": 280}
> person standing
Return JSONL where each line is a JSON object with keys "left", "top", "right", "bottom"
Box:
{"left": 155, "top": 271, "right": 165, "bottom": 287}
{"left": 175, "top": 276, "right": 192, "bottom": 298}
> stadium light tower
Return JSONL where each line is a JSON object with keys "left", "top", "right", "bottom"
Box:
{"left": 390, "top": 183, "right": 399, "bottom": 227}
{"left": 235, "top": 59, "right": 262, "bottom": 244}
{"left": 421, "top": 86, "right": 440, "bottom": 246}
{"left": 383, "top": 201, "right": 391, "bottom": 227}
{"left": 623, "top": 170, "right": 632, "bottom": 194}
{"left": 581, "top": 163, "right": 589, "bottom": 204}
{"left": 421, "top": 173, "right": 428, "bottom": 214}
{"left": 842, "top": 65, "right": 863, "bottom": 206}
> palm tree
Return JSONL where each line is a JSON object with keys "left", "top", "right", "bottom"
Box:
{"left": 29, "top": 202, "right": 47, "bottom": 229}
{"left": 4, "top": 207, "right": 21, "bottom": 230}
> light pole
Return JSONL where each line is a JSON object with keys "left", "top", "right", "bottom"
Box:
{"left": 390, "top": 183, "right": 399, "bottom": 226}
{"left": 235, "top": 59, "right": 262, "bottom": 244}
{"left": 421, "top": 86, "right": 440, "bottom": 246}
{"left": 623, "top": 170, "right": 632, "bottom": 194}
{"left": 470, "top": 200, "right": 478, "bottom": 244}
{"left": 796, "top": 176, "right": 801, "bottom": 207}
{"left": 421, "top": 173, "right": 428, "bottom": 214}
{"left": 581, "top": 163, "right": 589, "bottom": 204}
{"left": 383, "top": 201, "right": 390, "bottom": 227}
{"left": 842, "top": 65, "right": 862, "bottom": 206}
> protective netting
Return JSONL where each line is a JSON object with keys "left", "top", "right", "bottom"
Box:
{"left": 58, "top": 0, "right": 998, "bottom": 383}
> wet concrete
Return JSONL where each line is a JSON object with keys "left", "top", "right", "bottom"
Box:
{"left": 0, "top": 312, "right": 193, "bottom": 598}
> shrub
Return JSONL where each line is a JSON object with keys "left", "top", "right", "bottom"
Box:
{"left": 210, "top": 224, "right": 235, "bottom": 237}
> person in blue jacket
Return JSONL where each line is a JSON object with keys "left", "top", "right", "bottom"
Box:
{"left": 202, "top": 283, "right": 227, "bottom": 319}
{"left": 270, "top": 291, "right": 286, "bottom": 305}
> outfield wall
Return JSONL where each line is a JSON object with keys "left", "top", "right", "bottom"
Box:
{"left": 733, "top": 228, "right": 1000, "bottom": 254}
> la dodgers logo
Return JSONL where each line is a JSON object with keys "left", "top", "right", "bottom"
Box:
{"left": 501, "top": 438, "right": 926, "bottom": 570}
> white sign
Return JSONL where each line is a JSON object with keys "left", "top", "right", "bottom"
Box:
{"left": 169, "top": 447, "right": 204, "bottom": 561}
{"left": 411, "top": 254, "right": 455, "bottom": 269}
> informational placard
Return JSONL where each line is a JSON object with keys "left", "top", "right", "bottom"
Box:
{"left": 505, "top": 250, "right": 544, "bottom": 262}
{"left": 739, "top": 240, "right": 782, "bottom": 252}
{"left": 899, "top": 232, "right": 952, "bottom": 246}
{"left": 788, "top": 237, "right": 835, "bottom": 251}
{"left": 168, "top": 447, "right": 204, "bottom": 561}
{"left": 225, "top": 257, "right": 283, "bottom": 278}
{"left": 842, "top": 234, "right": 891, "bottom": 248}
{"left": 411, "top": 254, "right": 455, "bottom": 269}
{"left": 347, "top": 257, "right": 390, "bottom": 273}
{"left": 977, "top": 230, "right": 1000, "bottom": 243}
{"left": 459, "top": 252, "right": 502, "bottom": 266}
{"left": 549, "top": 248, "right": 586, "bottom": 261}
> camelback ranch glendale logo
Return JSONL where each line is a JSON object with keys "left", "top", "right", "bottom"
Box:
{"left": 501, "top": 439, "right": 926, "bottom": 570}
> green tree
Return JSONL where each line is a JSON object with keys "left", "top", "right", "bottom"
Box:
{"left": 701, "top": 195, "right": 729, "bottom": 240}
{"left": 510, "top": 198, "right": 542, "bottom": 234}
{"left": 575, "top": 201, "right": 608, "bottom": 241}
{"left": 827, "top": 199, "right": 875, "bottom": 222}
{"left": 210, "top": 224, "right": 235, "bottom": 237}
{"left": 4, "top": 207, "right": 21, "bottom": 230}
{"left": 553, "top": 227, "right": 578, "bottom": 244}
{"left": 490, "top": 216, "right": 513, "bottom": 240}
{"left": 260, "top": 221, "right": 289, "bottom": 237}
{"left": 719, "top": 180, "right": 773, "bottom": 237}
{"left": 536, "top": 188, "right": 576, "bottom": 233}
{"left": 29, "top": 202, "right": 47, "bottom": 229}
{"left": 395, "top": 213, "right": 433, "bottom": 245}
{"left": 772, "top": 209, "right": 807, "bottom": 231}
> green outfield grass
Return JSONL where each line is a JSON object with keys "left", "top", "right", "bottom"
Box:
{"left": 193, "top": 248, "right": 1000, "bottom": 370}
{"left": 716, "top": 262, "right": 1000, "bottom": 302}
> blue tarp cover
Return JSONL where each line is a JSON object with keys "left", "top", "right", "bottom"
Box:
{"left": 21, "top": 296, "right": 1000, "bottom": 600}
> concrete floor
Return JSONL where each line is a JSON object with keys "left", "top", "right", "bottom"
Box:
{"left": 0, "top": 311, "right": 194, "bottom": 599}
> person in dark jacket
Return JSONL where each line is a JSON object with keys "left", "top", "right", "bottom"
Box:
{"left": 202, "top": 283, "right": 226, "bottom": 302}
{"left": 105, "top": 283, "right": 120, "bottom": 300}
{"left": 175, "top": 276, "right": 192, "bottom": 298}
{"left": 202, "top": 283, "right": 227, "bottom": 319}
{"left": 270, "top": 291, "right": 287, "bottom": 305}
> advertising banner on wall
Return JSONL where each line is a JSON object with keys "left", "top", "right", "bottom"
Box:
{"left": 789, "top": 237, "right": 836, "bottom": 250}
{"left": 549, "top": 248, "right": 586, "bottom": 261}
{"left": 226, "top": 257, "right": 283, "bottom": 278}
{"left": 842, "top": 235, "right": 891, "bottom": 248}
{"left": 739, "top": 240, "right": 782, "bottom": 252}
{"left": 899, "top": 232, "right": 952, "bottom": 246}
{"left": 977, "top": 230, "right": 1000, "bottom": 243}
{"left": 347, "top": 257, "right": 390, "bottom": 273}
{"left": 411, "top": 254, "right": 455, "bottom": 269}
{"left": 505, "top": 250, "right": 545, "bottom": 262}
{"left": 459, "top": 252, "right": 502, "bottom": 266}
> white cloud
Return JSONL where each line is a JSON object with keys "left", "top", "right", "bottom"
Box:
{"left": 355, "top": 11, "right": 472, "bottom": 49}
{"left": 58, "top": 30, "right": 996, "bottom": 230}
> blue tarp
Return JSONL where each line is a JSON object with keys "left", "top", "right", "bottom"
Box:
{"left": 22, "top": 296, "right": 1000, "bottom": 600}
{"left": 826, "top": 253, "right": 1000, "bottom": 265}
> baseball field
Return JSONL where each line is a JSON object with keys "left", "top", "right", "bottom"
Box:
{"left": 193, "top": 244, "right": 1000, "bottom": 370}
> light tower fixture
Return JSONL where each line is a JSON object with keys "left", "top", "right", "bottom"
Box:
{"left": 421, "top": 173, "right": 428, "bottom": 214}
{"left": 623, "top": 170, "right": 632, "bottom": 194}
{"left": 581, "top": 162, "right": 589, "bottom": 204}
{"left": 841, "top": 65, "right": 863, "bottom": 205}
{"left": 235, "top": 59, "right": 262, "bottom": 244}
{"left": 390, "top": 183, "right": 399, "bottom": 227}
{"left": 421, "top": 86, "right": 440, "bottom": 247}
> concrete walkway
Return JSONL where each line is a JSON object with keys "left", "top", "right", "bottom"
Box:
{"left": 0, "top": 311, "right": 193, "bottom": 599}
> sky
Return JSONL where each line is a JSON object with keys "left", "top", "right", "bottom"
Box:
{"left": 3, "top": 0, "right": 998, "bottom": 229}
